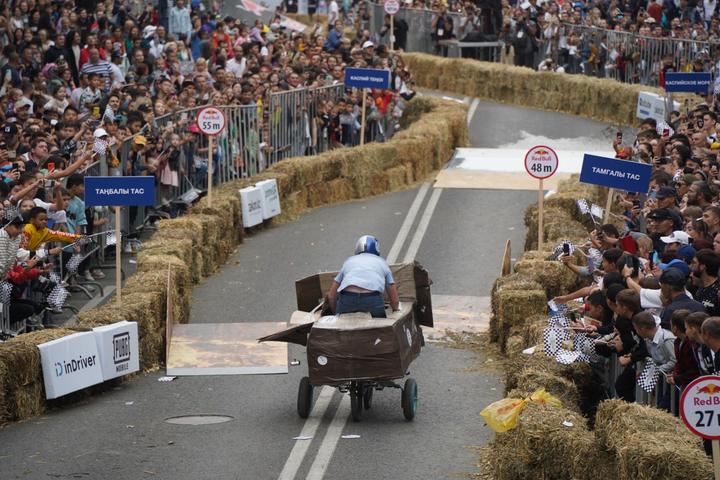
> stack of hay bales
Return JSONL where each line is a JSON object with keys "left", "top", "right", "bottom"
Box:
{"left": 514, "top": 250, "right": 580, "bottom": 299}
{"left": 489, "top": 273, "right": 546, "bottom": 351}
{"left": 595, "top": 400, "right": 712, "bottom": 479}
{"left": 403, "top": 52, "right": 659, "bottom": 125}
{"left": 0, "top": 328, "right": 76, "bottom": 425}
{"left": 524, "top": 204, "right": 589, "bottom": 252}
{"left": 486, "top": 402, "right": 611, "bottom": 480}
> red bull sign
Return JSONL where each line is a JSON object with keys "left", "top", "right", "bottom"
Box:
{"left": 681, "top": 375, "right": 720, "bottom": 439}
{"left": 196, "top": 106, "right": 226, "bottom": 136}
{"left": 524, "top": 145, "right": 559, "bottom": 180}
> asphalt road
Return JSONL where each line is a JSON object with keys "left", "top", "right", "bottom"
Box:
{"left": 0, "top": 94, "right": 612, "bottom": 480}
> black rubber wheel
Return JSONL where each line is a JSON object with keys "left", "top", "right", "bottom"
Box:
{"left": 297, "top": 377, "right": 313, "bottom": 419}
{"left": 363, "top": 385, "right": 373, "bottom": 410}
{"left": 350, "top": 383, "right": 362, "bottom": 422}
{"left": 402, "top": 378, "right": 418, "bottom": 421}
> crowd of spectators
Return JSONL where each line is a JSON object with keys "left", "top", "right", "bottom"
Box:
{"left": 545, "top": 104, "right": 720, "bottom": 447}
{"left": 0, "top": 0, "right": 415, "bottom": 333}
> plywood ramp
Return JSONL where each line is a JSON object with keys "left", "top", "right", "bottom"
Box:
{"left": 166, "top": 323, "right": 288, "bottom": 376}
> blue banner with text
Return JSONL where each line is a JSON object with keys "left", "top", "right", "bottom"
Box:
{"left": 84, "top": 176, "right": 156, "bottom": 207}
{"left": 579, "top": 154, "right": 652, "bottom": 193}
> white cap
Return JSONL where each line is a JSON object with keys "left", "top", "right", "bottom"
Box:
{"left": 143, "top": 25, "right": 157, "bottom": 38}
{"left": 660, "top": 230, "right": 690, "bottom": 245}
{"left": 362, "top": 40, "right": 374, "bottom": 49}
{"left": 14, "top": 97, "right": 33, "bottom": 114}
{"left": 93, "top": 128, "right": 109, "bottom": 138}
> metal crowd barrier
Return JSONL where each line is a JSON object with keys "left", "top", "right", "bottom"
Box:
{"left": 366, "top": 1, "right": 720, "bottom": 86}
{"left": 113, "top": 83, "right": 382, "bottom": 237}
{"left": 603, "top": 353, "right": 682, "bottom": 416}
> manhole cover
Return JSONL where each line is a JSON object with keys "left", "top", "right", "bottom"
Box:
{"left": 164, "top": 415, "right": 235, "bottom": 425}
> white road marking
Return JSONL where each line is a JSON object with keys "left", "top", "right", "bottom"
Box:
{"left": 304, "top": 394, "right": 351, "bottom": 480}
{"left": 462, "top": 96, "right": 470, "bottom": 104}
{"left": 386, "top": 182, "right": 431, "bottom": 264}
{"left": 402, "top": 188, "right": 443, "bottom": 264}
{"left": 467, "top": 98, "right": 480, "bottom": 126}
{"left": 277, "top": 387, "right": 335, "bottom": 480}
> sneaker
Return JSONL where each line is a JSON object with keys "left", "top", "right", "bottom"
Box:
{"left": 91, "top": 269, "right": 106, "bottom": 279}
{"left": 82, "top": 271, "right": 95, "bottom": 282}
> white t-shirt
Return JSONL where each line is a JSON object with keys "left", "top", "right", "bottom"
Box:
{"left": 329, "top": 0, "right": 340, "bottom": 24}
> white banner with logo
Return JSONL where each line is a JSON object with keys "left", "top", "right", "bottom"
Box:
{"left": 38, "top": 332, "right": 104, "bottom": 399}
{"left": 240, "top": 186, "right": 264, "bottom": 227}
{"left": 256, "top": 179, "right": 282, "bottom": 220}
{"left": 636, "top": 92, "right": 680, "bottom": 124}
{"left": 93, "top": 321, "right": 140, "bottom": 381}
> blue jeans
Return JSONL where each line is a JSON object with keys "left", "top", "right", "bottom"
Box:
{"left": 336, "top": 291, "right": 386, "bottom": 318}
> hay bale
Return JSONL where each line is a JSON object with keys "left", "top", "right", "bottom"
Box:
{"left": 616, "top": 432, "right": 711, "bottom": 480}
{"left": 505, "top": 333, "right": 525, "bottom": 357}
{"left": 136, "top": 253, "right": 191, "bottom": 288}
{"left": 513, "top": 367, "right": 581, "bottom": 411}
{"left": 595, "top": 399, "right": 701, "bottom": 452}
{"left": 496, "top": 289, "right": 546, "bottom": 350}
{"left": 522, "top": 314, "right": 548, "bottom": 347}
{"left": 0, "top": 328, "right": 76, "bottom": 424}
{"left": 514, "top": 257, "right": 578, "bottom": 298}
{"left": 486, "top": 402, "right": 596, "bottom": 480}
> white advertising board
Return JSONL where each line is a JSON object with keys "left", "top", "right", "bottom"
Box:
{"left": 38, "top": 332, "right": 104, "bottom": 399}
{"left": 239, "top": 186, "right": 264, "bottom": 227}
{"left": 93, "top": 321, "right": 140, "bottom": 381}
{"left": 636, "top": 91, "right": 680, "bottom": 124}
{"left": 256, "top": 179, "right": 282, "bottom": 219}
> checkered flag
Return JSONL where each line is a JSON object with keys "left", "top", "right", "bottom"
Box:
{"left": 92, "top": 138, "right": 108, "bottom": 156}
{"left": 556, "top": 349, "right": 581, "bottom": 365}
{"left": 1, "top": 204, "right": 21, "bottom": 226}
{"left": 637, "top": 361, "right": 660, "bottom": 393}
{"left": 543, "top": 326, "right": 570, "bottom": 356}
{"left": 66, "top": 253, "right": 83, "bottom": 273}
{"left": 573, "top": 332, "right": 597, "bottom": 356}
{"left": 590, "top": 204, "right": 604, "bottom": 220}
{"left": 0, "top": 280, "right": 13, "bottom": 304}
{"left": 576, "top": 199, "right": 590, "bottom": 215}
{"left": 549, "top": 311, "right": 571, "bottom": 329}
{"left": 105, "top": 230, "right": 117, "bottom": 246}
{"left": 47, "top": 284, "right": 69, "bottom": 310}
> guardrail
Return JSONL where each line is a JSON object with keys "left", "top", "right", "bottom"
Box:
{"left": 103, "top": 82, "right": 405, "bottom": 236}
{"left": 367, "top": 1, "right": 718, "bottom": 87}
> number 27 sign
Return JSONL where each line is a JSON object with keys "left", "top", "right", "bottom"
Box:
{"left": 196, "top": 106, "right": 226, "bottom": 136}
{"left": 681, "top": 375, "right": 720, "bottom": 439}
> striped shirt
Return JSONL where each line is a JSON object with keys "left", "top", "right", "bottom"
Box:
{"left": 80, "top": 60, "right": 113, "bottom": 91}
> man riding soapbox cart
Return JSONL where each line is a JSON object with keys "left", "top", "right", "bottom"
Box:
{"left": 259, "top": 263, "right": 433, "bottom": 422}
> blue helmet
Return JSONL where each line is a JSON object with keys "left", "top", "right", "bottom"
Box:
{"left": 354, "top": 235, "right": 380, "bottom": 256}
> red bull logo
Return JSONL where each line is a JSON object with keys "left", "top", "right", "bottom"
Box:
{"left": 694, "top": 383, "right": 720, "bottom": 405}
{"left": 535, "top": 149, "right": 549, "bottom": 156}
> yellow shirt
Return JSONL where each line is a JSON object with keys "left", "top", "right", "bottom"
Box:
{"left": 23, "top": 223, "right": 80, "bottom": 252}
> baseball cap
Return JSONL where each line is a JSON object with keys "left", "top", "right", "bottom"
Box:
{"left": 676, "top": 244, "right": 697, "bottom": 263}
{"left": 647, "top": 208, "right": 673, "bottom": 221}
{"left": 2, "top": 124, "right": 18, "bottom": 135}
{"left": 362, "top": 40, "right": 375, "bottom": 49}
{"left": 659, "top": 259, "right": 690, "bottom": 278}
{"left": 133, "top": 135, "right": 148, "bottom": 146}
{"left": 655, "top": 186, "right": 677, "bottom": 199}
{"left": 188, "top": 123, "right": 200, "bottom": 133}
{"left": 660, "top": 230, "right": 690, "bottom": 245}
{"left": 659, "top": 267, "right": 687, "bottom": 286}
{"left": 93, "top": 128, "right": 108, "bottom": 138}
{"left": 680, "top": 174, "right": 697, "bottom": 186}
{"left": 14, "top": 98, "right": 33, "bottom": 113}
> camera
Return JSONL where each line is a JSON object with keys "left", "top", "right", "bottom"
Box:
{"left": 562, "top": 242, "right": 571, "bottom": 255}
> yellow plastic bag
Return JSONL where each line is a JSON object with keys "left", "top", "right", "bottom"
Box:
{"left": 480, "top": 388, "right": 561, "bottom": 433}
{"left": 480, "top": 397, "right": 527, "bottom": 433}
{"left": 529, "top": 388, "right": 562, "bottom": 408}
